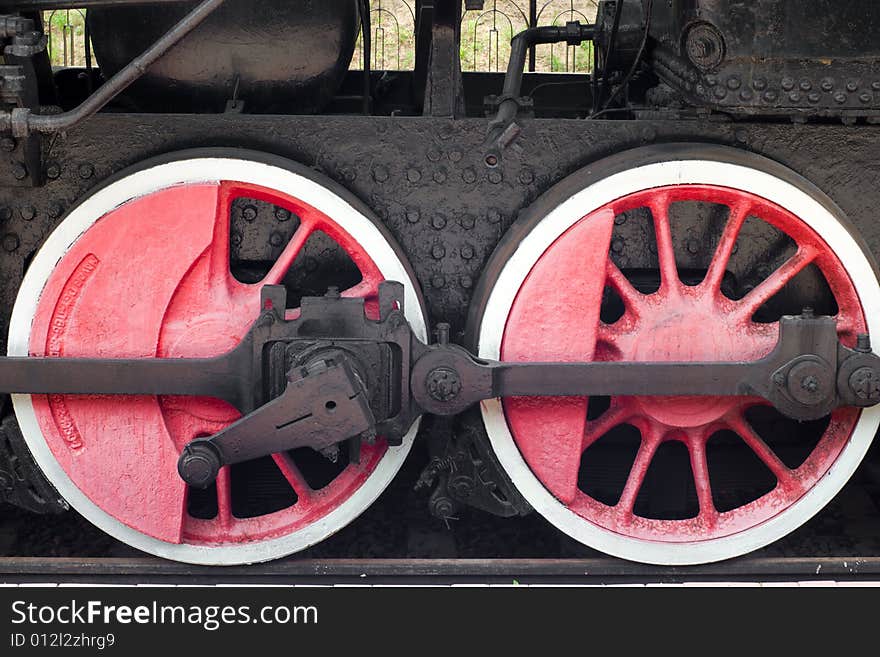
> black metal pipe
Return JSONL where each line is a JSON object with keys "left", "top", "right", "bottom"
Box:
{"left": 0, "top": 0, "right": 190, "bottom": 8}
{"left": 1, "top": 0, "right": 226, "bottom": 135}
{"left": 486, "top": 22, "right": 595, "bottom": 156}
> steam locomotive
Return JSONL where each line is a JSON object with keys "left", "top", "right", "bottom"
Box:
{"left": 0, "top": 0, "right": 879, "bottom": 566}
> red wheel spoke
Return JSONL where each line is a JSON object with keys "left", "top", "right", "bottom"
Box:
{"left": 215, "top": 466, "right": 234, "bottom": 530}
{"left": 583, "top": 400, "right": 634, "bottom": 450}
{"left": 725, "top": 413, "right": 797, "bottom": 489}
{"left": 272, "top": 453, "right": 314, "bottom": 505}
{"left": 685, "top": 430, "right": 717, "bottom": 520}
{"left": 737, "top": 247, "right": 818, "bottom": 319}
{"left": 605, "top": 260, "right": 643, "bottom": 316}
{"left": 342, "top": 278, "right": 379, "bottom": 300}
{"left": 616, "top": 426, "right": 662, "bottom": 514}
{"left": 703, "top": 201, "right": 751, "bottom": 292}
{"left": 647, "top": 192, "right": 679, "bottom": 293}
{"left": 263, "top": 220, "right": 317, "bottom": 285}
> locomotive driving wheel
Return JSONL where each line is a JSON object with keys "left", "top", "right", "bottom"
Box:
{"left": 471, "top": 145, "right": 880, "bottom": 565}
{"left": 8, "top": 150, "right": 427, "bottom": 565}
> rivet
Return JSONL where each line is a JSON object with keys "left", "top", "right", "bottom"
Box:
{"left": 487, "top": 208, "right": 502, "bottom": 224}
{"left": 614, "top": 214, "right": 627, "bottom": 225}
{"left": 714, "top": 86, "right": 728, "bottom": 100}
{"left": 789, "top": 92, "right": 801, "bottom": 102}
{"left": 705, "top": 75, "right": 718, "bottom": 86}
{"left": 739, "top": 88, "right": 754, "bottom": 101}
{"left": 763, "top": 90, "right": 778, "bottom": 102}
{"left": 231, "top": 232, "right": 242, "bottom": 247}
{"left": 45, "top": 162, "right": 61, "bottom": 180}
{"left": 753, "top": 77, "right": 767, "bottom": 91}
{"left": 241, "top": 205, "right": 258, "bottom": 222}
{"left": 873, "top": 81, "right": 880, "bottom": 91}
{"left": 611, "top": 237, "right": 625, "bottom": 254}
{"left": 77, "top": 163, "right": 94, "bottom": 179}
{"left": 275, "top": 207, "right": 291, "bottom": 222}
{"left": 19, "top": 206, "right": 35, "bottom": 221}
{"left": 2, "top": 233, "right": 20, "bottom": 252}
{"left": 431, "top": 275, "right": 446, "bottom": 289}
{"left": 11, "top": 162, "right": 27, "bottom": 180}
{"left": 735, "top": 129, "right": 749, "bottom": 143}
{"left": 686, "top": 238, "right": 700, "bottom": 255}
{"left": 808, "top": 92, "right": 821, "bottom": 103}
{"left": 426, "top": 149, "right": 442, "bottom": 162}
{"left": 781, "top": 77, "right": 795, "bottom": 91}
{"left": 460, "top": 275, "right": 473, "bottom": 289}
{"left": 342, "top": 168, "right": 357, "bottom": 182}
{"left": 431, "top": 244, "right": 446, "bottom": 259}
{"left": 433, "top": 170, "right": 447, "bottom": 184}
{"left": 834, "top": 92, "right": 847, "bottom": 104}
{"left": 406, "top": 209, "right": 421, "bottom": 224}
{"left": 372, "top": 166, "right": 389, "bottom": 183}
{"left": 461, "top": 245, "right": 475, "bottom": 260}
{"left": 800, "top": 79, "right": 813, "bottom": 91}
{"left": 269, "top": 231, "right": 284, "bottom": 247}
{"left": 488, "top": 171, "right": 502, "bottom": 184}
{"left": 518, "top": 169, "right": 534, "bottom": 184}
{"left": 462, "top": 168, "right": 477, "bottom": 183}
{"left": 460, "top": 215, "right": 475, "bottom": 230}
{"left": 0, "top": 137, "right": 16, "bottom": 152}
{"left": 726, "top": 76, "right": 741, "bottom": 90}
{"left": 48, "top": 201, "right": 63, "bottom": 218}
{"left": 820, "top": 77, "right": 835, "bottom": 92}
{"left": 449, "top": 150, "right": 463, "bottom": 163}
{"left": 860, "top": 92, "right": 872, "bottom": 104}
{"left": 846, "top": 80, "right": 859, "bottom": 92}
{"left": 431, "top": 215, "right": 447, "bottom": 230}
{"left": 406, "top": 168, "right": 422, "bottom": 183}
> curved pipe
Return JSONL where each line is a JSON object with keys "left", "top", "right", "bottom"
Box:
{"left": 1, "top": 0, "right": 226, "bottom": 136}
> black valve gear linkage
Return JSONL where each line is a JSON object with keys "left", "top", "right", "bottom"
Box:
{"left": 1, "top": 282, "right": 879, "bottom": 488}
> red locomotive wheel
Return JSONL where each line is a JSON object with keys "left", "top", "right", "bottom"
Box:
{"left": 471, "top": 145, "right": 880, "bottom": 564}
{"left": 8, "top": 151, "right": 427, "bottom": 565}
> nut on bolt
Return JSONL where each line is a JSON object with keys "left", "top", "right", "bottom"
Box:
{"left": 426, "top": 366, "right": 461, "bottom": 402}
{"left": 849, "top": 367, "right": 880, "bottom": 403}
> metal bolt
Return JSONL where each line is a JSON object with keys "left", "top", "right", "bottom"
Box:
{"left": 431, "top": 244, "right": 446, "bottom": 259}
{"left": 47, "top": 202, "right": 63, "bottom": 218}
{"left": 488, "top": 171, "right": 502, "bottom": 184}
{"left": 614, "top": 214, "right": 627, "bottom": 225}
{"left": 781, "top": 77, "right": 795, "bottom": 91}
{"left": 449, "top": 150, "right": 463, "bottom": 163}
{"left": 821, "top": 78, "right": 835, "bottom": 92}
{"left": 856, "top": 333, "right": 872, "bottom": 353}
{"left": 461, "top": 245, "right": 475, "bottom": 260}
{"left": 2, "top": 233, "right": 20, "bottom": 252}
{"left": 11, "top": 163, "right": 27, "bottom": 180}
{"left": 484, "top": 154, "right": 498, "bottom": 167}
{"left": 431, "top": 275, "right": 446, "bottom": 289}
{"left": 846, "top": 80, "right": 859, "bottom": 92}
{"left": 242, "top": 205, "right": 258, "bottom": 222}
{"left": 0, "top": 137, "right": 16, "bottom": 152}
{"left": 801, "top": 375, "right": 819, "bottom": 393}
{"left": 802, "top": 306, "right": 814, "bottom": 318}
{"left": 19, "top": 205, "right": 35, "bottom": 221}
{"left": 518, "top": 169, "right": 534, "bottom": 185}
{"left": 487, "top": 208, "right": 502, "bottom": 224}
{"left": 431, "top": 215, "right": 447, "bottom": 230}
{"left": 429, "top": 496, "right": 457, "bottom": 520}
{"left": 726, "top": 76, "right": 741, "bottom": 90}
{"left": 325, "top": 286, "right": 341, "bottom": 298}
{"left": 850, "top": 367, "right": 880, "bottom": 402}
{"left": 861, "top": 93, "right": 872, "bottom": 104}
{"left": 45, "top": 162, "right": 61, "bottom": 180}
{"left": 789, "top": 92, "right": 801, "bottom": 103}
{"left": 462, "top": 168, "right": 477, "bottom": 183}
{"left": 753, "top": 78, "right": 767, "bottom": 91}
{"left": 77, "top": 163, "right": 94, "bottom": 179}
{"left": 275, "top": 207, "right": 291, "bottom": 222}
{"left": 763, "top": 90, "right": 778, "bottom": 103}
{"left": 426, "top": 149, "right": 441, "bottom": 162}
{"left": 372, "top": 166, "right": 389, "bottom": 183}
{"left": 449, "top": 475, "right": 475, "bottom": 499}
{"left": 406, "top": 168, "right": 422, "bottom": 183}
{"left": 433, "top": 170, "right": 447, "bottom": 184}
{"left": 435, "top": 322, "right": 451, "bottom": 345}
{"left": 460, "top": 215, "right": 475, "bottom": 230}
{"left": 800, "top": 79, "right": 813, "bottom": 91}
{"left": 460, "top": 275, "right": 473, "bottom": 289}
{"left": 834, "top": 92, "right": 847, "bottom": 104}
{"left": 611, "top": 237, "right": 625, "bottom": 254}
{"left": 686, "top": 238, "right": 700, "bottom": 255}
{"left": 231, "top": 232, "right": 242, "bottom": 247}
{"left": 269, "top": 231, "right": 284, "bottom": 247}
{"left": 426, "top": 366, "right": 462, "bottom": 402}
{"left": 406, "top": 209, "right": 420, "bottom": 224}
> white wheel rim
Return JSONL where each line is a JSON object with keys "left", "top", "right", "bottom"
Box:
{"left": 8, "top": 156, "right": 427, "bottom": 565}
{"left": 477, "top": 159, "right": 880, "bottom": 565}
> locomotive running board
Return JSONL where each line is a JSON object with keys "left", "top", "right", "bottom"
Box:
{"left": 1, "top": 282, "right": 879, "bottom": 487}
